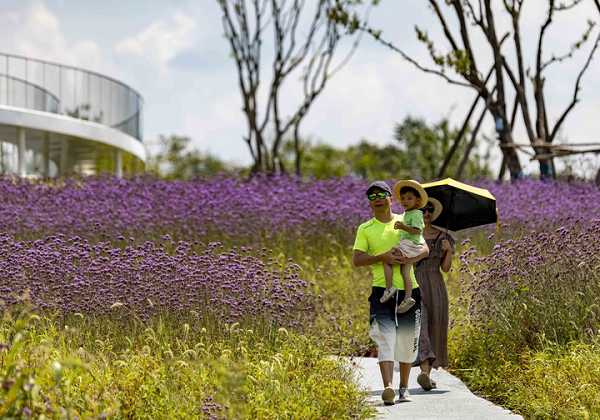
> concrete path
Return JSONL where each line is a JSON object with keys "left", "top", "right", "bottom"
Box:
{"left": 352, "top": 357, "right": 524, "bottom": 420}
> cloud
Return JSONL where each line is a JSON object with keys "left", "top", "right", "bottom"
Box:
{"left": 0, "top": 1, "right": 102, "bottom": 69}
{"left": 114, "top": 11, "right": 198, "bottom": 72}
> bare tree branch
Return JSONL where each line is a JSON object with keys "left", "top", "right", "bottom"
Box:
{"left": 361, "top": 26, "right": 472, "bottom": 88}
{"left": 549, "top": 31, "right": 600, "bottom": 142}
{"left": 218, "top": 0, "right": 365, "bottom": 173}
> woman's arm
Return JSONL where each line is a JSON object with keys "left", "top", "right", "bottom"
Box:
{"left": 440, "top": 238, "right": 453, "bottom": 272}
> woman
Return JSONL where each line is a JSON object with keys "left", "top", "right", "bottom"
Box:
{"left": 413, "top": 197, "right": 454, "bottom": 391}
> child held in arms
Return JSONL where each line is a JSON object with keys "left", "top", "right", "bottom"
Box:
{"left": 380, "top": 180, "right": 427, "bottom": 313}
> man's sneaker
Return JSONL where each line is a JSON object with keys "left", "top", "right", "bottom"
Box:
{"left": 397, "top": 386, "right": 412, "bottom": 402}
{"left": 396, "top": 297, "right": 416, "bottom": 313}
{"left": 381, "top": 386, "right": 395, "bottom": 405}
{"left": 417, "top": 371, "right": 433, "bottom": 391}
{"left": 380, "top": 286, "right": 398, "bottom": 303}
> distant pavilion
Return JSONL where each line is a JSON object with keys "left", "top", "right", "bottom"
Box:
{"left": 0, "top": 52, "right": 145, "bottom": 177}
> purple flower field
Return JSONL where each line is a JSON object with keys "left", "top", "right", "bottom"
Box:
{"left": 1, "top": 175, "right": 598, "bottom": 244}
{"left": 1, "top": 174, "right": 599, "bottom": 329}
{"left": 0, "top": 233, "right": 315, "bottom": 329}
{"left": 0, "top": 174, "right": 369, "bottom": 244}
{"left": 475, "top": 178, "right": 600, "bottom": 231}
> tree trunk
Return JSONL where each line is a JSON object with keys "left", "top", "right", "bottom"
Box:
{"left": 498, "top": 129, "right": 523, "bottom": 179}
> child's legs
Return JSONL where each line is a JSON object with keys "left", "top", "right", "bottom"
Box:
{"left": 383, "top": 262, "right": 394, "bottom": 290}
{"left": 400, "top": 263, "right": 413, "bottom": 299}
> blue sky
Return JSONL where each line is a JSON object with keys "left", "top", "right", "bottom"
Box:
{"left": 2, "top": 0, "right": 600, "bottom": 177}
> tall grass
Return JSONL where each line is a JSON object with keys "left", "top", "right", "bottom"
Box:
{"left": 1, "top": 174, "right": 600, "bottom": 418}
{"left": 449, "top": 205, "right": 600, "bottom": 418}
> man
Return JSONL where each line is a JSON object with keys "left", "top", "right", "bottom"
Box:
{"left": 353, "top": 180, "right": 429, "bottom": 405}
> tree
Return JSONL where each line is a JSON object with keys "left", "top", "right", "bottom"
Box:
{"left": 346, "top": 141, "right": 406, "bottom": 180}
{"left": 393, "top": 115, "right": 493, "bottom": 181}
{"left": 146, "top": 134, "right": 238, "bottom": 179}
{"left": 342, "top": 0, "right": 600, "bottom": 180}
{"left": 216, "top": 0, "right": 364, "bottom": 175}
{"left": 280, "top": 137, "right": 350, "bottom": 179}
{"left": 275, "top": 116, "right": 492, "bottom": 180}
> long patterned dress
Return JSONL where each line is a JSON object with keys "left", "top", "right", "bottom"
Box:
{"left": 413, "top": 232, "right": 454, "bottom": 369}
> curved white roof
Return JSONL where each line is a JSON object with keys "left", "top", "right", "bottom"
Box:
{"left": 0, "top": 105, "right": 146, "bottom": 161}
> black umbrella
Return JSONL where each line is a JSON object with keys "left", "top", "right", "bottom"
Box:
{"left": 421, "top": 178, "right": 498, "bottom": 232}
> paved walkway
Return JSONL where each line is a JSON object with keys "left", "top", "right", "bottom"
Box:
{"left": 352, "top": 357, "right": 525, "bottom": 420}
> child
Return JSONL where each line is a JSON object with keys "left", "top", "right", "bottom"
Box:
{"left": 380, "top": 179, "right": 427, "bottom": 314}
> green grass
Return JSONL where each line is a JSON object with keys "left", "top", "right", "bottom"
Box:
{"left": 3, "top": 214, "right": 600, "bottom": 418}
{"left": 446, "top": 221, "right": 600, "bottom": 419}
{"left": 0, "top": 309, "right": 375, "bottom": 419}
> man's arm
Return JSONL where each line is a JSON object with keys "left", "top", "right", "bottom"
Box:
{"left": 353, "top": 249, "right": 406, "bottom": 267}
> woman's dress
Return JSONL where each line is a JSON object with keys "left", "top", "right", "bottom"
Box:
{"left": 413, "top": 233, "right": 454, "bottom": 368}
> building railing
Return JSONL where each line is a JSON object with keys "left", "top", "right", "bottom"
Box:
{"left": 0, "top": 53, "right": 143, "bottom": 141}
{"left": 0, "top": 74, "right": 60, "bottom": 113}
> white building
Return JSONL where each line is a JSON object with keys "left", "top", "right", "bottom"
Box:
{"left": 0, "top": 53, "right": 145, "bottom": 177}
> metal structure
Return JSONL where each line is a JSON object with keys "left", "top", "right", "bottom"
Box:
{"left": 0, "top": 52, "right": 145, "bottom": 177}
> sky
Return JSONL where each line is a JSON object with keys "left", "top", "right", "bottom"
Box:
{"left": 2, "top": 0, "right": 600, "bottom": 179}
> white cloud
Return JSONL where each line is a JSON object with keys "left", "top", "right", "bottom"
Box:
{"left": 0, "top": 1, "right": 102, "bottom": 69}
{"left": 114, "top": 11, "right": 198, "bottom": 72}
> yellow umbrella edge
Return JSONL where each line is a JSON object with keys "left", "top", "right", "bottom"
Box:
{"left": 421, "top": 177, "right": 497, "bottom": 201}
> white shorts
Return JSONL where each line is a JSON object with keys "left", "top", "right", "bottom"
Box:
{"left": 369, "top": 309, "right": 421, "bottom": 364}
{"left": 395, "top": 238, "right": 423, "bottom": 258}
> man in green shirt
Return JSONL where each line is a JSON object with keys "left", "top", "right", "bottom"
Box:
{"left": 353, "top": 180, "right": 429, "bottom": 405}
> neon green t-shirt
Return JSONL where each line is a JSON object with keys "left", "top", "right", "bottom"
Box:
{"left": 353, "top": 213, "right": 420, "bottom": 290}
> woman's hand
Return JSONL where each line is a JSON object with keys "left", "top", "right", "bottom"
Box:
{"left": 441, "top": 239, "right": 452, "bottom": 253}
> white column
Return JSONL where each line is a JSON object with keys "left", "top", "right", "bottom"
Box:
{"left": 114, "top": 149, "right": 123, "bottom": 177}
{"left": 43, "top": 132, "right": 50, "bottom": 177}
{"left": 17, "top": 127, "right": 26, "bottom": 177}
{"left": 60, "top": 138, "right": 69, "bottom": 174}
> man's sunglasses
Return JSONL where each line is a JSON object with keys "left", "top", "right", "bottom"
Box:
{"left": 367, "top": 192, "right": 388, "bottom": 201}
{"left": 421, "top": 205, "right": 435, "bottom": 213}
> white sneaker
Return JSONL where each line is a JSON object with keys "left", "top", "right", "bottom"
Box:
{"left": 417, "top": 371, "right": 433, "bottom": 391}
{"left": 396, "top": 297, "right": 415, "bottom": 313}
{"left": 382, "top": 386, "right": 395, "bottom": 405}
{"left": 380, "top": 286, "right": 398, "bottom": 303}
{"left": 398, "top": 386, "right": 412, "bottom": 402}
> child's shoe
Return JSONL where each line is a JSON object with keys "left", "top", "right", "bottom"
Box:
{"left": 380, "top": 286, "right": 398, "bottom": 303}
{"left": 396, "top": 297, "right": 415, "bottom": 313}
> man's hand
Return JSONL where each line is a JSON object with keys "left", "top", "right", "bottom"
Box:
{"left": 354, "top": 248, "right": 405, "bottom": 267}
{"left": 384, "top": 248, "right": 405, "bottom": 265}
{"left": 397, "top": 243, "right": 430, "bottom": 265}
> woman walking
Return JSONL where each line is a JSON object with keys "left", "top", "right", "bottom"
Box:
{"left": 413, "top": 197, "right": 454, "bottom": 391}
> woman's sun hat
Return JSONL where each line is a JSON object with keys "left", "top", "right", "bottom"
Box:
{"left": 393, "top": 180, "right": 429, "bottom": 209}
{"left": 427, "top": 197, "right": 443, "bottom": 222}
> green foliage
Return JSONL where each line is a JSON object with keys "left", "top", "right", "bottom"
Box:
{"left": 447, "top": 220, "right": 600, "bottom": 419}
{"left": 275, "top": 114, "right": 493, "bottom": 181}
{"left": 64, "top": 104, "right": 103, "bottom": 123}
{"left": 0, "top": 309, "right": 374, "bottom": 419}
{"left": 394, "top": 115, "right": 492, "bottom": 181}
{"left": 146, "top": 134, "right": 242, "bottom": 179}
{"left": 244, "top": 334, "right": 373, "bottom": 419}
{"left": 345, "top": 141, "right": 406, "bottom": 180}
{"left": 281, "top": 138, "right": 351, "bottom": 179}
{"left": 415, "top": 27, "right": 471, "bottom": 75}
{"left": 449, "top": 329, "right": 600, "bottom": 420}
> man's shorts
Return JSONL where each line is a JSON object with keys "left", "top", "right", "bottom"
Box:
{"left": 369, "top": 288, "right": 421, "bottom": 363}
